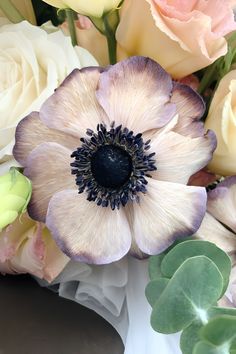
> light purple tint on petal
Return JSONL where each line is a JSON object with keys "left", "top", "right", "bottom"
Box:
{"left": 196, "top": 212, "right": 236, "bottom": 254}
{"left": 13, "top": 111, "right": 79, "bottom": 166}
{"left": 207, "top": 176, "right": 236, "bottom": 233}
{"left": 171, "top": 82, "right": 206, "bottom": 138}
{"left": 25, "top": 142, "right": 74, "bottom": 222}
{"left": 96, "top": 56, "right": 176, "bottom": 134}
{"left": 132, "top": 178, "right": 207, "bottom": 254}
{"left": 46, "top": 190, "right": 132, "bottom": 264}
{"left": 40, "top": 67, "right": 109, "bottom": 138}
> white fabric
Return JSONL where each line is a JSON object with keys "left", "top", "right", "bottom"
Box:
{"left": 37, "top": 256, "right": 181, "bottom": 353}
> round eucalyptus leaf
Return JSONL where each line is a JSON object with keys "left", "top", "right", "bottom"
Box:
{"left": 208, "top": 307, "right": 236, "bottom": 319}
{"left": 200, "top": 315, "right": 236, "bottom": 348}
{"left": 148, "top": 254, "right": 165, "bottom": 280}
{"left": 151, "top": 256, "right": 223, "bottom": 333}
{"left": 145, "top": 278, "right": 169, "bottom": 307}
{"left": 180, "top": 321, "right": 203, "bottom": 354}
{"left": 161, "top": 240, "right": 231, "bottom": 294}
{"left": 193, "top": 341, "right": 229, "bottom": 354}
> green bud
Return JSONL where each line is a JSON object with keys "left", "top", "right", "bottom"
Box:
{"left": 0, "top": 168, "right": 32, "bottom": 230}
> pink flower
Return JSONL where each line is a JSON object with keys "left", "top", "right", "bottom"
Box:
{"left": 116, "top": 0, "right": 236, "bottom": 78}
{"left": 13, "top": 57, "right": 216, "bottom": 264}
{"left": 196, "top": 177, "right": 236, "bottom": 306}
{"left": 0, "top": 213, "right": 69, "bottom": 282}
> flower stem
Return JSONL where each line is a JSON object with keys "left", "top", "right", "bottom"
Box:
{"left": 104, "top": 25, "right": 117, "bottom": 64}
{"left": 65, "top": 9, "right": 78, "bottom": 47}
{"left": 103, "top": 11, "right": 119, "bottom": 65}
{"left": 90, "top": 11, "right": 118, "bottom": 65}
{"left": 0, "top": 0, "right": 24, "bottom": 23}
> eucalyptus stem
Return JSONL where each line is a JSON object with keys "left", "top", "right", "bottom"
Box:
{"left": 65, "top": 9, "right": 78, "bottom": 47}
{"left": 0, "top": 0, "right": 24, "bottom": 23}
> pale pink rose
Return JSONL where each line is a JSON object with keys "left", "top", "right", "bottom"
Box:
{"left": 116, "top": 0, "right": 236, "bottom": 78}
{"left": 178, "top": 75, "right": 199, "bottom": 92}
{"left": 0, "top": 213, "right": 69, "bottom": 282}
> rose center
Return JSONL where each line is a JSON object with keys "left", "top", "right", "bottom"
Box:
{"left": 91, "top": 145, "right": 133, "bottom": 189}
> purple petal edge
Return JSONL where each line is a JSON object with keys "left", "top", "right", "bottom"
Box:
{"left": 208, "top": 176, "right": 236, "bottom": 201}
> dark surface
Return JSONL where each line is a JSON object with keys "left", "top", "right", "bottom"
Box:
{"left": 0, "top": 275, "right": 124, "bottom": 354}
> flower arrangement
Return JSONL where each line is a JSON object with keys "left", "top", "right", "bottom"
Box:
{"left": 1, "top": 0, "right": 236, "bottom": 353}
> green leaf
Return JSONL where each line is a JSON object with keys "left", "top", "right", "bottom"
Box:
{"left": 151, "top": 256, "right": 223, "bottom": 333}
{"left": 161, "top": 240, "right": 231, "bottom": 294}
{"left": 180, "top": 321, "right": 203, "bottom": 354}
{"left": 208, "top": 307, "right": 236, "bottom": 319}
{"left": 200, "top": 315, "right": 236, "bottom": 348}
{"left": 189, "top": 310, "right": 236, "bottom": 354}
{"left": 148, "top": 254, "right": 165, "bottom": 280}
{"left": 193, "top": 341, "right": 229, "bottom": 354}
{"left": 145, "top": 278, "right": 169, "bottom": 307}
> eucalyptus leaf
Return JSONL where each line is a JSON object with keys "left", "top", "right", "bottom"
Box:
{"left": 208, "top": 307, "right": 236, "bottom": 319}
{"left": 200, "top": 315, "right": 236, "bottom": 348}
{"left": 180, "top": 321, "right": 203, "bottom": 354}
{"left": 161, "top": 240, "right": 231, "bottom": 294}
{"left": 148, "top": 254, "right": 165, "bottom": 280}
{"left": 193, "top": 341, "right": 230, "bottom": 354}
{"left": 151, "top": 256, "right": 223, "bottom": 333}
{"left": 145, "top": 278, "right": 169, "bottom": 307}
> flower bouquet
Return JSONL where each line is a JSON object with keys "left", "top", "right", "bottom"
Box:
{"left": 1, "top": 0, "right": 236, "bottom": 353}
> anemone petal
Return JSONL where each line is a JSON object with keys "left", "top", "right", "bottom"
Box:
{"left": 25, "top": 142, "right": 74, "bottom": 222}
{"left": 96, "top": 56, "right": 176, "bottom": 134}
{"left": 46, "top": 189, "right": 132, "bottom": 264}
{"left": 132, "top": 178, "right": 207, "bottom": 254}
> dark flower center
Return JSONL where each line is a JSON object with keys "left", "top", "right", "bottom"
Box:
{"left": 91, "top": 145, "right": 133, "bottom": 188}
{"left": 71, "top": 123, "right": 157, "bottom": 210}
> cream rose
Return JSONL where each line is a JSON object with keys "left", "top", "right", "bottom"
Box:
{"left": 42, "top": 0, "right": 122, "bottom": 18}
{"left": 116, "top": 0, "right": 236, "bottom": 78}
{"left": 205, "top": 70, "right": 236, "bottom": 176}
{"left": 0, "top": 19, "right": 97, "bottom": 175}
{"left": 0, "top": 213, "right": 69, "bottom": 282}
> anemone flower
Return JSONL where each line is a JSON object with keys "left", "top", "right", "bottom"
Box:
{"left": 13, "top": 56, "right": 216, "bottom": 264}
{"left": 196, "top": 177, "right": 236, "bottom": 306}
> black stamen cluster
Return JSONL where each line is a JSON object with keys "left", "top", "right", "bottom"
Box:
{"left": 71, "top": 123, "right": 157, "bottom": 210}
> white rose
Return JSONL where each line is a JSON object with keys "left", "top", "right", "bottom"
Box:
{"left": 0, "top": 19, "right": 98, "bottom": 175}
{"left": 205, "top": 70, "right": 236, "bottom": 175}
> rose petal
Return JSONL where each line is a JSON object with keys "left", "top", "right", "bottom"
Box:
{"left": 24, "top": 142, "right": 74, "bottom": 222}
{"left": 40, "top": 67, "right": 109, "bottom": 138}
{"left": 46, "top": 190, "right": 132, "bottom": 264}
{"left": 0, "top": 213, "right": 34, "bottom": 263}
{"left": 10, "top": 222, "right": 45, "bottom": 278}
{"left": 188, "top": 169, "right": 217, "bottom": 187}
{"left": 13, "top": 111, "right": 79, "bottom": 166}
{"left": 132, "top": 177, "right": 207, "bottom": 254}
{"left": 41, "top": 227, "right": 69, "bottom": 282}
{"left": 96, "top": 56, "right": 176, "bottom": 133}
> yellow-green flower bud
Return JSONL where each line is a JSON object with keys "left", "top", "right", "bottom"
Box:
{"left": 42, "top": 0, "right": 122, "bottom": 18}
{"left": 0, "top": 168, "right": 32, "bottom": 231}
